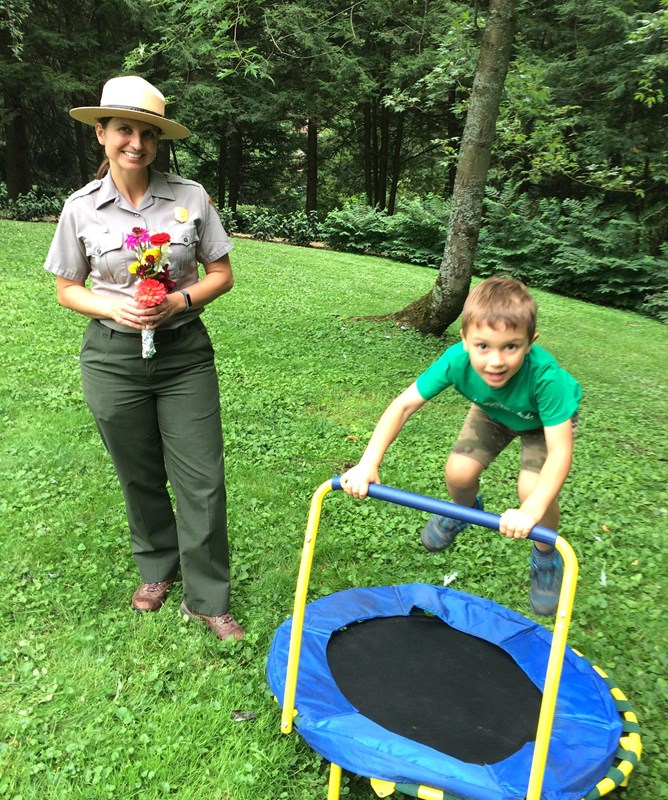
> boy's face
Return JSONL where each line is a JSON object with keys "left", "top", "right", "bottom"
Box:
{"left": 461, "top": 323, "right": 538, "bottom": 389}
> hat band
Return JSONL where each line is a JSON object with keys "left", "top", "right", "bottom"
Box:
{"left": 101, "top": 103, "right": 165, "bottom": 119}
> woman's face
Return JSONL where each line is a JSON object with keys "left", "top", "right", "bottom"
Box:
{"left": 95, "top": 117, "right": 161, "bottom": 175}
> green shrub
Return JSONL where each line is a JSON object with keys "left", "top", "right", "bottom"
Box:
{"left": 218, "top": 206, "right": 238, "bottom": 234}
{"left": 320, "top": 199, "right": 390, "bottom": 255}
{"left": 384, "top": 194, "right": 449, "bottom": 267}
{"left": 320, "top": 195, "right": 448, "bottom": 266}
{"left": 640, "top": 285, "right": 668, "bottom": 323}
{"left": 234, "top": 204, "right": 285, "bottom": 240}
{"left": 284, "top": 211, "right": 322, "bottom": 246}
{"left": 0, "top": 184, "right": 67, "bottom": 221}
{"left": 477, "top": 192, "right": 668, "bottom": 320}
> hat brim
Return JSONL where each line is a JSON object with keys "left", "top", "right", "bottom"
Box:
{"left": 69, "top": 106, "right": 191, "bottom": 140}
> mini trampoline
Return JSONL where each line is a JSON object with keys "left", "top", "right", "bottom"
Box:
{"left": 267, "top": 479, "right": 641, "bottom": 800}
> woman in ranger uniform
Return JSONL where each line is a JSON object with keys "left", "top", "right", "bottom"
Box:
{"left": 44, "top": 75, "right": 244, "bottom": 641}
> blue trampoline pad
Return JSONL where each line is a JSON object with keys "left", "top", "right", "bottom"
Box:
{"left": 267, "top": 583, "right": 623, "bottom": 800}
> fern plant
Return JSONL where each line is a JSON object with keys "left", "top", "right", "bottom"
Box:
{"left": 478, "top": 192, "right": 668, "bottom": 319}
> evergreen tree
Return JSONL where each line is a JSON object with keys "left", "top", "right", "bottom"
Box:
{"left": 0, "top": 0, "right": 152, "bottom": 196}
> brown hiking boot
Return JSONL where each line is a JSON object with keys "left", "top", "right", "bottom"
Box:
{"left": 131, "top": 579, "right": 175, "bottom": 612}
{"left": 180, "top": 600, "right": 245, "bottom": 641}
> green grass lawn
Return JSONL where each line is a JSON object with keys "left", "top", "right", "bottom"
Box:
{"left": 1, "top": 218, "right": 666, "bottom": 799}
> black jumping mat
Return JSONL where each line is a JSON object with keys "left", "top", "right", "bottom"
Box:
{"left": 326, "top": 614, "right": 543, "bottom": 765}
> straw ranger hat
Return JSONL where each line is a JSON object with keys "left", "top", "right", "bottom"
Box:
{"left": 69, "top": 76, "right": 190, "bottom": 140}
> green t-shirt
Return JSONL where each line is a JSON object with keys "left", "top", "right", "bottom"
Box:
{"left": 415, "top": 342, "right": 582, "bottom": 431}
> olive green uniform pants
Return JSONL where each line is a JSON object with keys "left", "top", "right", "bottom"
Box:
{"left": 80, "top": 318, "right": 230, "bottom": 616}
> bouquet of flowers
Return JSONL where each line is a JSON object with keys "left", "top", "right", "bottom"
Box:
{"left": 125, "top": 227, "right": 176, "bottom": 358}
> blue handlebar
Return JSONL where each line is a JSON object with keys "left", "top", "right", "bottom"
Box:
{"left": 331, "top": 476, "right": 558, "bottom": 547}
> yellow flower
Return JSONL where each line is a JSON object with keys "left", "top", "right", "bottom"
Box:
{"left": 175, "top": 207, "right": 189, "bottom": 223}
{"left": 128, "top": 261, "right": 140, "bottom": 274}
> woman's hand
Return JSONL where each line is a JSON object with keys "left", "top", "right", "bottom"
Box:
{"left": 107, "top": 298, "right": 159, "bottom": 330}
{"left": 150, "top": 292, "right": 185, "bottom": 328}
{"left": 55, "top": 277, "right": 186, "bottom": 330}
{"left": 109, "top": 293, "right": 183, "bottom": 330}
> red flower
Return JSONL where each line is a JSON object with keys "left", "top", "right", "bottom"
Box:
{"left": 157, "top": 265, "right": 177, "bottom": 292}
{"left": 150, "top": 232, "right": 171, "bottom": 246}
{"left": 135, "top": 278, "right": 167, "bottom": 308}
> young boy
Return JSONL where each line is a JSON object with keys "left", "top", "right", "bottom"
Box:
{"left": 340, "top": 277, "right": 581, "bottom": 615}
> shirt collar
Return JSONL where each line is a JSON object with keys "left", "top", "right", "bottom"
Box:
{"left": 95, "top": 169, "right": 176, "bottom": 210}
{"left": 149, "top": 170, "right": 176, "bottom": 201}
{"left": 95, "top": 172, "right": 119, "bottom": 209}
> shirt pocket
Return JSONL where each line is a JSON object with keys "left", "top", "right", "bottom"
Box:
{"left": 85, "top": 233, "right": 126, "bottom": 283}
{"left": 168, "top": 222, "right": 200, "bottom": 278}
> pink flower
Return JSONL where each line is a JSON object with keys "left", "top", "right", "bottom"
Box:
{"left": 125, "top": 227, "right": 151, "bottom": 250}
{"left": 135, "top": 278, "right": 167, "bottom": 308}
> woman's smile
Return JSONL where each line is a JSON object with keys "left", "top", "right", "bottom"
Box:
{"left": 96, "top": 117, "right": 160, "bottom": 173}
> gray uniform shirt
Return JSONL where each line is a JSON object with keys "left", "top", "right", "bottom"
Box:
{"left": 43, "top": 169, "right": 233, "bottom": 332}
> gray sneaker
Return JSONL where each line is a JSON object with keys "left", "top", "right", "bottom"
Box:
{"left": 530, "top": 547, "right": 564, "bottom": 616}
{"left": 420, "top": 495, "right": 484, "bottom": 552}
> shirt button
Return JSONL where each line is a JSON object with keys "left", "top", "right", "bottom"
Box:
{"left": 95, "top": 247, "right": 101, "bottom": 255}
{"left": 183, "top": 236, "right": 189, "bottom": 243}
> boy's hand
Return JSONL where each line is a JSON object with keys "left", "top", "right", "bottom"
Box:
{"left": 339, "top": 464, "right": 380, "bottom": 499}
{"left": 499, "top": 509, "right": 537, "bottom": 539}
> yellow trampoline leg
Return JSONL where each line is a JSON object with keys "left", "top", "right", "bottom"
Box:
{"left": 281, "top": 480, "right": 333, "bottom": 735}
{"left": 526, "top": 535, "right": 578, "bottom": 800}
{"left": 328, "top": 763, "right": 342, "bottom": 800}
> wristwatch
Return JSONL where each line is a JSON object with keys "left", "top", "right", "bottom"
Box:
{"left": 178, "top": 289, "right": 192, "bottom": 311}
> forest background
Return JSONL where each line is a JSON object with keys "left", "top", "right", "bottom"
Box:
{"left": 1, "top": 0, "right": 667, "bottom": 320}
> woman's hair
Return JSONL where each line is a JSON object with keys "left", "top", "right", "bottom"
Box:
{"left": 461, "top": 277, "right": 537, "bottom": 340}
{"left": 95, "top": 117, "right": 111, "bottom": 179}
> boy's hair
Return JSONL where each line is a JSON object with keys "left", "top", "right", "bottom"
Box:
{"left": 461, "top": 277, "right": 537, "bottom": 340}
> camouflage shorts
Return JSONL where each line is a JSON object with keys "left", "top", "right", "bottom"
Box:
{"left": 451, "top": 405, "right": 579, "bottom": 474}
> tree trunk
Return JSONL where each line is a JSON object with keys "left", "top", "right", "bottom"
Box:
{"left": 371, "top": 100, "right": 380, "bottom": 205}
{"left": 363, "top": 102, "right": 373, "bottom": 206}
{"left": 394, "top": 0, "right": 518, "bottom": 336}
{"left": 73, "top": 119, "right": 89, "bottom": 186}
{"left": 388, "top": 111, "right": 404, "bottom": 215}
{"left": 4, "top": 93, "right": 32, "bottom": 198}
{"left": 218, "top": 133, "right": 227, "bottom": 208}
{"left": 0, "top": 24, "right": 31, "bottom": 198}
{"left": 445, "top": 88, "right": 458, "bottom": 196}
{"left": 154, "top": 142, "right": 170, "bottom": 172}
{"left": 377, "top": 101, "right": 390, "bottom": 210}
{"left": 305, "top": 117, "right": 318, "bottom": 213}
{"left": 228, "top": 128, "right": 243, "bottom": 212}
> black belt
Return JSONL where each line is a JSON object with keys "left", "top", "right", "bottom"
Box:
{"left": 94, "top": 317, "right": 202, "bottom": 342}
